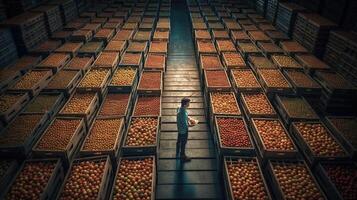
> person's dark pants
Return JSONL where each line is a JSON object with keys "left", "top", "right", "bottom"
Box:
{"left": 176, "top": 133, "right": 188, "bottom": 157}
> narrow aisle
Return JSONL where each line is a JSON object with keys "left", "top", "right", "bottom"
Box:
{"left": 156, "top": 0, "right": 223, "bottom": 199}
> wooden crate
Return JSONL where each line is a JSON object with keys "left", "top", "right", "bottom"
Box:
{"left": 23, "top": 92, "right": 66, "bottom": 119}
{"left": 290, "top": 121, "right": 350, "bottom": 166}
{"left": 8, "top": 69, "right": 53, "bottom": 97}
{"left": 266, "top": 159, "right": 328, "bottom": 199}
{"left": 56, "top": 156, "right": 112, "bottom": 199}
{"left": 109, "top": 156, "right": 156, "bottom": 200}
{"left": 0, "top": 92, "right": 30, "bottom": 124}
{"left": 0, "top": 113, "right": 49, "bottom": 158}
{"left": 214, "top": 116, "right": 255, "bottom": 156}
{"left": 223, "top": 156, "right": 273, "bottom": 200}
{"left": 240, "top": 92, "right": 277, "bottom": 119}
{"left": 250, "top": 118, "right": 300, "bottom": 162}
{"left": 133, "top": 94, "right": 162, "bottom": 117}
{"left": 122, "top": 116, "right": 160, "bottom": 156}
{"left": 204, "top": 70, "right": 232, "bottom": 92}
{"left": 77, "top": 68, "right": 111, "bottom": 98}
{"left": 80, "top": 117, "right": 125, "bottom": 164}
{"left": 1, "top": 158, "right": 64, "bottom": 200}
{"left": 58, "top": 92, "right": 100, "bottom": 130}
{"left": 43, "top": 69, "right": 82, "bottom": 96}
{"left": 32, "top": 117, "right": 86, "bottom": 164}
{"left": 137, "top": 70, "right": 163, "bottom": 95}
{"left": 108, "top": 67, "right": 139, "bottom": 93}
{"left": 36, "top": 53, "right": 71, "bottom": 73}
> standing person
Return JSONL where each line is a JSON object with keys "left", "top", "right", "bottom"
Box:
{"left": 176, "top": 97, "right": 193, "bottom": 162}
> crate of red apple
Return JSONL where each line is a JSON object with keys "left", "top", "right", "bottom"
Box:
{"left": 196, "top": 40, "right": 217, "bottom": 55}
{"left": 231, "top": 69, "right": 261, "bottom": 93}
{"left": 122, "top": 116, "right": 160, "bottom": 155}
{"left": 64, "top": 56, "right": 94, "bottom": 75}
{"left": 315, "top": 162, "right": 357, "bottom": 200}
{"left": 2, "top": 159, "right": 63, "bottom": 200}
{"left": 199, "top": 54, "right": 223, "bottom": 71}
{"left": 267, "top": 160, "right": 327, "bottom": 200}
{"left": 144, "top": 54, "right": 166, "bottom": 71}
{"left": 149, "top": 41, "right": 168, "bottom": 55}
{"left": 224, "top": 157, "right": 272, "bottom": 200}
{"left": 110, "top": 156, "right": 156, "bottom": 200}
{"left": 291, "top": 121, "right": 350, "bottom": 166}
{"left": 93, "top": 51, "right": 120, "bottom": 72}
{"left": 118, "top": 52, "right": 143, "bottom": 69}
{"left": 204, "top": 70, "right": 232, "bottom": 92}
{"left": 133, "top": 95, "right": 161, "bottom": 117}
{"left": 209, "top": 92, "right": 241, "bottom": 116}
{"left": 250, "top": 118, "right": 299, "bottom": 161}
{"left": 222, "top": 52, "right": 246, "bottom": 70}
{"left": 57, "top": 156, "right": 112, "bottom": 200}
{"left": 137, "top": 71, "right": 163, "bottom": 94}
{"left": 240, "top": 92, "right": 277, "bottom": 119}
{"left": 98, "top": 93, "right": 132, "bottom": 121}
{"left": 324, "top": 116, "right": 357, "bottom": 159}
{"left": 214, "top": 116, "right": 255, "bottom": 156}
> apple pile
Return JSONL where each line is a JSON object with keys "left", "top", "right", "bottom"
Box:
{"left": 138, "top": 71, "right": 161, "bottom": 90}
{"left": 99, "top": 94, "right": 130, "bottom": 116}
{"left": 149, "top": 41, "right": 167, "bottom": 53}
{"left": 61, "top": 93, "right": 96, "bottom": 114}
{"left": 125, "top": 117, "right": 158, "bottom": 146}
{"left": 0, "top": 114, "right": 44, "bottom": 147}
{"left": 272, "top": 162, "right": 324, "bottom": 199}
{"left": 329, "top": 117, "right": 357, "bottom": 148}
{"left": 216, "top": 40, "right": 236, "bottom": 52}
{"left": 253, "top": 119, "right": 295, "bottom": 151}
{"left": 35, "top": 118, "right": 82, "bottom": 151}
{"left": 59, "top": 160, "right": 106, "bottom": 199}
{"left": 206, "top": 70, "right": 230, "bottom": 88}
{"left": 242, "top": 93, "right": 275, "bottom": 115}
{"left": 112, "top": 157, "right": 154, "bottom": 200}
{"left": 258, "top": 69, "right": 290, "bottom": 88}
{"left": 5, "top": 161, "right": 56, "bottom": 200}
{"left": 279, "top": 96, "right": 318, "bottom": 119}
{"left": 211, "top": 92, "right": 240, "bottom": 115}
{"left": 25, "top": 94, "right": 59, "bottom": 113}
{"left": 227, "top": 159, "right": 269, "bottom": 199}
{"left": 197, "top": 41, "right": 216, "bottom": 53}
{"left": 120, "top": 53, "right": 141, "bottom": 66}
{"left": 82, "top": 118, "right": 123, "bottom": 151}
{"left": 201, "top": 55, "right": 222, "bottom": 70}
{"left": 12, "top": 70, "right": 50, "bottom": 89}
{"left": 111, "top": 67, "right": 136, "bottom": 86}
{"left": 323, "top": 164, "right": 357, "bottom": 200}
{"left": 285, "top": 70, "right": 321, "bottom": 88}
{"left": 134, "top": 96, "right": 160, "bottom": 116}
{"left": 78, "top": 68, "right": 109, "bottom": 88}
{"left": 232, "top": 69, "right": 260, "bottom": 88}
{"left": 145, "top": 54, "right": 165, "bottom": 70}
{"left": 216, "top": 117, "right": 252, "bottom": 148}
{"left": 222, "top": 52, "right": 245, "bottom": 68}
{"left": 294, "top": 122, "right": 346, "bottom": 157}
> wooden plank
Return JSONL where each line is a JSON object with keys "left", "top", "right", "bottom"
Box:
{"left": 162, "top": 97, "right": 204, "bottom": 103}
{"left": 164, "top": 77, "right": 200, "bottom": 82}
{"left": 156, "top": 184, "right": 223, "bottom": 199}
{"left": 160, "top": 140, "right": 213, "bottom": 149}
{"left": 164, "top": 81, "right": 201, "bottom": 86}
{"left": 158, "top": 171, "right": 218, "bottom": 184}
{"left": 162, "top": 91, "right": 203, "bottom": 97}
{"left": 161, "top": 123, "right": 209, "bottom": 132}
{"left": 159, "top": 149, "right": 216, "bottom": 158}
{"left": 161, "top": 115, "right": 207, "bottom": 123}
{"left": 164, "top": 86, "right": 201, "bottom": 91}
{"left": 161, "top": 103, "right": 204, "bottom": 109}
{"left": 160, "top": 131, "right": 211, "bottom": 140}
{"left": 165, "top": 71, "right": 199, "bottom": 75}
{"left": 158, "top": 159, "right": 217, "bottom": 171}
{"left": 162, "top": 109, "right": 205, "bottom": 116}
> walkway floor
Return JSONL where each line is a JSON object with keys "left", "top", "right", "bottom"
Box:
{"left": 155, "top": 1, "right": 223, "bottom": 199}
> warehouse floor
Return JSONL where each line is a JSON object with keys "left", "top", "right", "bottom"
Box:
{"left": 156, "top": 0, "right": 223, "bottom": 199}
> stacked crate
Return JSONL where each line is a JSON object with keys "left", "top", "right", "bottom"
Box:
{"left": 324, "top": 31, "right": 357, "bottom": 85}
{"left": 47, "top": 0, "right": 78, "bottom": 25}
{"left": 292, "top": 13, "right": 337, "bottom": 58}
{"left": 3, "top": 0, "right": 37, "bottom": 17}
{"left": 0, "top": 28, "right": 18, "bottom": 67}
{"left": 275, "top": 2, "right": 306, "bottom": 37}
{"left": 0, "top": 12, "right": 48, "bottom": 55}
{"left": 31, "top": 5, "right": 63, "bottom": 35}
